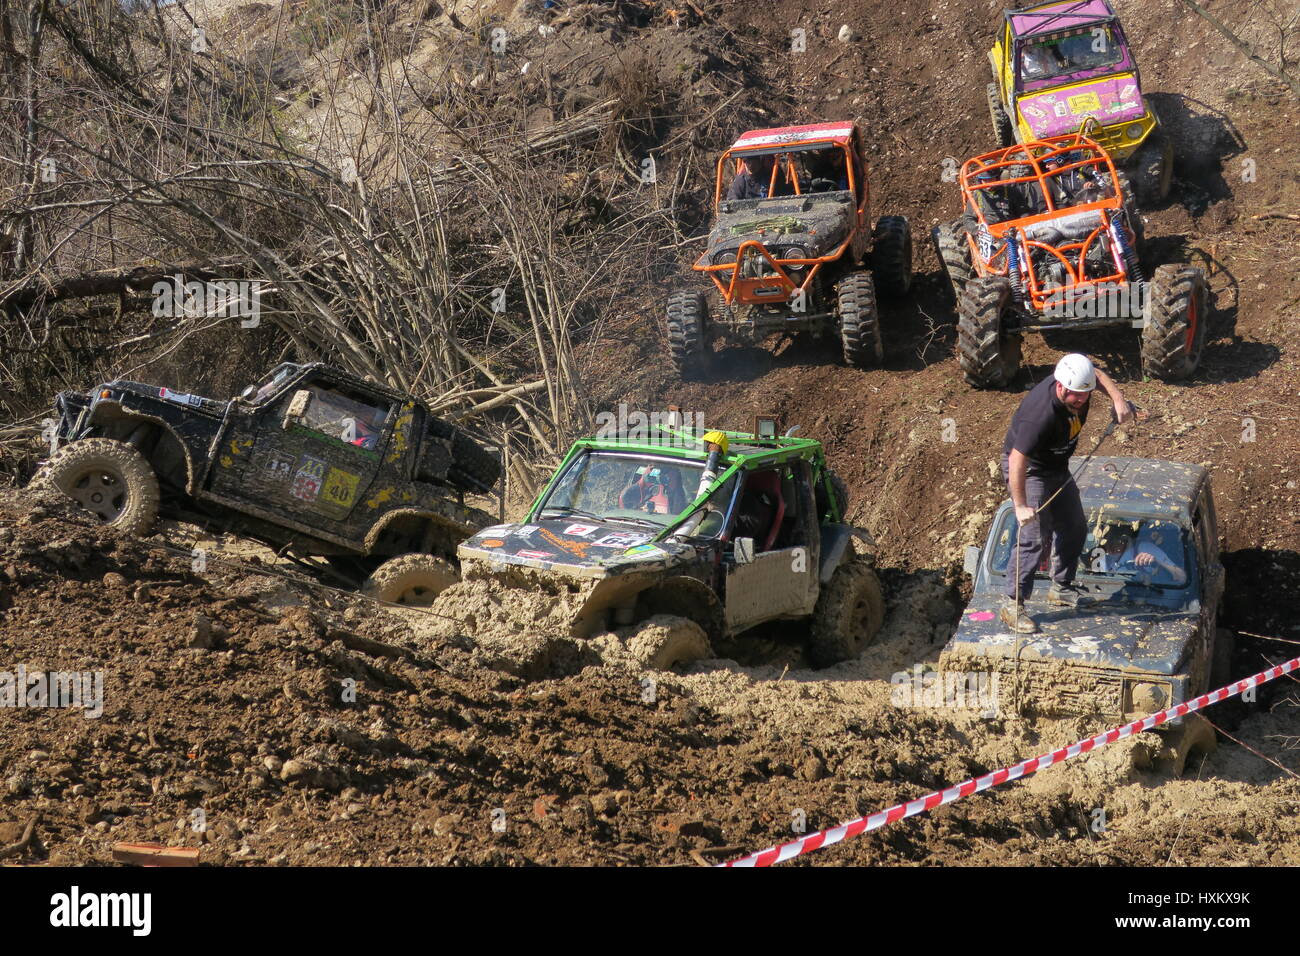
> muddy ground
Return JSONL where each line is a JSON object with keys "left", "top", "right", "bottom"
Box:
{"left": 3, "top": 0, "right": 1300, "bottom": 866}
{"left": 2, "top": 488, "right": 1297, "bottom": 867}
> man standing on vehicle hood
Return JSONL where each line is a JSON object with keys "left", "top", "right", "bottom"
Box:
{"left": 1000, "top": 353, "right": 1134, "bottom": 634}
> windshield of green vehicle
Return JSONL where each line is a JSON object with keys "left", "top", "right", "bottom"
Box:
{"left": 538, "top": 452, "right": 706, "bottom": 528}
{"left": 1019, "top": 26, "right": 1123, "bottom": 82}
{"left": 988, "top": 511, "right": 1191, "bottom": 589}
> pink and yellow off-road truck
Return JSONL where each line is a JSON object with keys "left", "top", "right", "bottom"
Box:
{"left": 987, "top": 0, "right": 1173, "bottom": 203}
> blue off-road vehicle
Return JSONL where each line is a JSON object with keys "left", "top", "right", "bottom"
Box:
{"left": 942, "top": 456, "right": 1229, "bottom": 773}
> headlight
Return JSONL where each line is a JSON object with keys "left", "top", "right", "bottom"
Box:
{"left": 712, "top": 250, "right": 736, "bottom": 266}
{"left": 783, "top": 246, "right": 807, "bottom": 269}
{"left": 1128, "top": 681, "right": 1169, "bottom": 714}
{"left": 1125, "top": 123, "right": 1144, "bottom": 140}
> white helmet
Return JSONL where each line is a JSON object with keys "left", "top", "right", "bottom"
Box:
{"left": 1054, "top": 353, "right": 1096, "bottom": 392}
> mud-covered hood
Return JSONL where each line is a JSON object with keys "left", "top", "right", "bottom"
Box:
{"left": 944, "top": 592, "right": 1199, "bottom": 676}
{"left": 1015, "top": 73, "right": 1146, "bottom": 138}
{"left": 459, "top": 517, "right": 697, "bottom": 579}
{"left": 702, "top": 193, "right": 855, "bottom": 264}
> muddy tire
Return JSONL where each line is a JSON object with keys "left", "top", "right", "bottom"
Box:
{"left": 1155, "top": 713, "right": 1217, "bottom": 777}
{"left": 956, "top": 276, "right": 1022, "bottom": 389}
{"left": 40, "top": 438, "right": 160, "bottom": 536}
{"left": 988, "top": 82, "right": 1015, "bottom": 147}
{"left": 1132, "top": 128, "right": 1172, "bottom": 204}
{"left": 427, "top": 419, "right": 501, "bottom": 493}
{"left": 363, "top": 554, "right": 459, "bottom": 607}
{"left": 871, "top": 215, "right": 913, "bottom": 299}
{"left": 1141, "top": 264, "right": 1209, "bottom": 381}
{"left": 932, "top": 216, "right": 974, "bottom": 302}
{"left": 666, "top": 289, "right": 709, "bottom": 377}
{"left": 809, "top": 560, "right": 884, "bottom": 667}
{"left": 837, "top": 271, "right": 882, "bottom": 368}
{"left": 629, "top": 614, "right": 712, "bottom": 670}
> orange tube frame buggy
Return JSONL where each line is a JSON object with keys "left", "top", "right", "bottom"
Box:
{"left": 693, "top": 132, "right": 868, "bottom": 309}
{"left": 959, "top": 126, "right": 1137, "bottom": 313}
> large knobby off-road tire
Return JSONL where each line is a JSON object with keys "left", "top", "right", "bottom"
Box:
{"left": 956, "top": 275, "right": 1023, "bottom": 389}
{"left": 1141, "top": 264, "right": 1209, "bottom": 381}
{"left": 39, "top": 438, "right": 160, "bottom": 536}
{"left": 427, "top": 419, "right": 501, "bottom": 493}
{"left": 809, "top": 559, "right": 885, "bottom": 667}
{"left": 628, "top": 614, "right": 713, "bottom": 671}
{"left": 665, "top": 289, "right": 710, "bottom": 377}
{"left": 931, "top": 215, "right": 975, "bottom": 302}
{"left": 871, "top": 215, "right": 913, "bottom": 299}
{"left": 1132, "top": 128, "right": 1173, "bottom": 204}
{"left": 988, "top": 82, "right": 1015, "bottom": 147}
{"left": 363, "top": 554, "right": 459, "bottom": 607}
{"left": 1154, "top": 713, "right": 1217, "bottom": 777}
{"left": 837, "top": 271, "right": 883, "bottom": 368}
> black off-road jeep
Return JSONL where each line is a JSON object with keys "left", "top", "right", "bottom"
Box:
{"left": 37, "top": 362, "right": 501, "bottom": 604}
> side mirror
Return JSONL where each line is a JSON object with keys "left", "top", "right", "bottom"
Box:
{"left": 963, "top": 546, "right": 981, "bottom": 577}
{"left": 734, "top": 537, "right": 755, "bottom": 565}
{"left": 282, "top": 389, "right": 311, "bottom": 429}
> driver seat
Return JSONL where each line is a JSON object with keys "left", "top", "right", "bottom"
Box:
{"left": 744, "top": 471, "right": 786, "bottom": 551}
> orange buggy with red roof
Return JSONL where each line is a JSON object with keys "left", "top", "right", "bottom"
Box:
{"left": 932, "top": 125, "right": 1207, "bottom": 389}
{"left": 665, "top": 121, "right": 913, "bottom": 375}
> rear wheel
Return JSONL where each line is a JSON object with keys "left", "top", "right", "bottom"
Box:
{"left": 932, "top": 216, "right": 975, "bottom": 302}
{"left": 837, "top": 271, "right": 882, "bottom": 368}
{"left": 1133, "top": 128, "right": 1173, "bottom": 204}
{"left": 666, "top": 289, "right": 710, "bottom": 377}
{"left": 871, "top": 215, "right": 913, "bottom": 299}
{"left": 988, "top": 82, "right": 1015, "bottom": 147}
{"left": 363, "top": 554, "right": 459, "bottom": 607}
{"left": 956, "top": 276, "right": 1022, "bottom": 389}
{"left": 810, "top": 560, "right": 885, "bottom": 667}
{"left": 40, "top": 438, "right": 160, "bottom": 536}
{"left": 1141, "top": 264, "right": 1208, "bottom": 381}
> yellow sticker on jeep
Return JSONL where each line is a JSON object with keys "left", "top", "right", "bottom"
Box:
{"left": 1068, "top": 91, "right": 1101, "bottom": 114}
{"left": 321, "top": 467, "right": 361, "bottom": 511}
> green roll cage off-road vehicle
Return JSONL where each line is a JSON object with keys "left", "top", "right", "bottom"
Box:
{"left": 665, "top": 121, "right": 913, "bottom": 375}
{"left": 457, "top": 416, "right": 884, "bottom": 669}
{"left": 36, "top": 362, "right": 501, "bottom": 604}
{"left": 988, "top": 0, "right": 1173, "bottom": 203}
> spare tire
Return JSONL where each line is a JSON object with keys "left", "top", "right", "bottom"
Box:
{"left": 427, "top": 417, "right": 501, "bottom": 493}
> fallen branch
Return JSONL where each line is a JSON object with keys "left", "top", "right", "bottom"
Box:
{"left": 1252, "top": 212, "right": 1300, "bottom": 221}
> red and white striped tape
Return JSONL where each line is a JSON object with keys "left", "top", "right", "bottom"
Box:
{"left": 723, "top": 655, "right": 1300, "bottom": 867}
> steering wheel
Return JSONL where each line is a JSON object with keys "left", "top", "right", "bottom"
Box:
{"left": 810, "top": 177, "right": 837, "bottom": 192}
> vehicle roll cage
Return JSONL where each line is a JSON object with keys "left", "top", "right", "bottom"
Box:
{"left": 697, "top": 139, "right": 862, "bottom": 307}
{"left": 958, "top": 128, "right": 1134, "bottom": 309}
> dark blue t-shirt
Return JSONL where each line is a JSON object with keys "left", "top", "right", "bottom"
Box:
{"left": 1002, "top": 375, "right": 1090, "bottom": 474}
